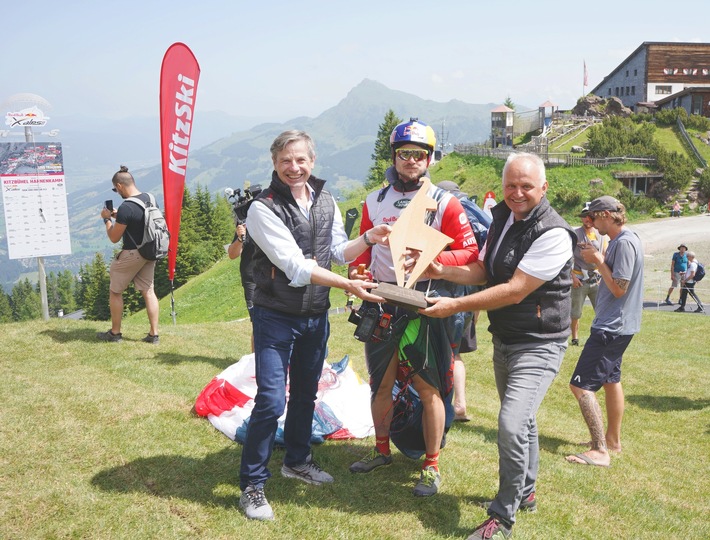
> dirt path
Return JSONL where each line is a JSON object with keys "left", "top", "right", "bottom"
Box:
{"left": 627, "top": 213, "right": 710, "bottom": 255}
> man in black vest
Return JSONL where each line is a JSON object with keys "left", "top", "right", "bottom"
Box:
{"left": 237, "top": 130, "right": 391, "bottom": 521}
{"left": 421, "top": 153, "right": 574, "bottom": 540}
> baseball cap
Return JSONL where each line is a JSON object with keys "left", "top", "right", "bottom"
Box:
{"left": 437, "top": 181, "right": 460, "bottom": 193}
{"left": 579, "top": 201, "right": 591, "bottom": 217}
{"left": 588, "top": 195, "right": 622, "bottom": 213}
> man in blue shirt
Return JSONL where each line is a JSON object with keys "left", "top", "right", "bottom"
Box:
{"left": 567, "top": 196, "right": 644, "bottom": 467}
{"left": 664, "top": 244, "right": 688, "bottom": 305}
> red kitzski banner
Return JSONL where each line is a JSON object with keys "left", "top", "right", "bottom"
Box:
{"left": 160, "top": 42, "right": 200, "bottom": 283}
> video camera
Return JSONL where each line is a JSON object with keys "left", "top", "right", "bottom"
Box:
{"left": 224, "top": 184, "right": 263, "bottom": 224}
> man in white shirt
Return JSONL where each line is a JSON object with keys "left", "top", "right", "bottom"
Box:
{"left": 421, "top": 152, "right": 575, "bottom": 540}
{"left": 238, "top": 130, "right": 391, "bottom": 521}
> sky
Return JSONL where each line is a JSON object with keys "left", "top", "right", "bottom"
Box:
{"left": 2, "top": 0, "right": 709, "bottom": 124}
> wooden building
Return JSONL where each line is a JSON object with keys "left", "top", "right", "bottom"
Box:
{"left": 590, "top": 42, "right": 710, "bottom": 113}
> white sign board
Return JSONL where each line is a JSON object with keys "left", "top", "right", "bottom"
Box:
{"left": 0, "top": 142, "right": 72, "bottom": 259}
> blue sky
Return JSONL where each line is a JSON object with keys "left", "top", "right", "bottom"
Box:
{"left": 2, "top": 0, "right": 708, "bottom": 123}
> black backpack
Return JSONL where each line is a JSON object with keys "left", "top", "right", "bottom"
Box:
{"left": 694, "top": 261, "right": 705, "bottom": 282}
{"left": 125, "top": 194, "right": 170, "bottom": 261}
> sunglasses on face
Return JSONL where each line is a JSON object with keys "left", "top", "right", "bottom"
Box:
{"left": 395, "top": 148, "right": 429, "bottom": 162}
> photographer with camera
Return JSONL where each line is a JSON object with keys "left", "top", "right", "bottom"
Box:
{"left": 237, "top": 130, "right": 391, "bottom": 521}
{"left": 227, "top": 223, "right": 256, "bottom": 352}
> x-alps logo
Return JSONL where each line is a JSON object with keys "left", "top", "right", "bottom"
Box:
{"left": 5, "top": 106, "right": 49, "bottom": 127}
{"left": 394, "top": 198, "right": 411, "bottom": 209}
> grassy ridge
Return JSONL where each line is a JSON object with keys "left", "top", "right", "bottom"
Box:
{"left": 1, "top": 307, "right": 709, "bottom": 539}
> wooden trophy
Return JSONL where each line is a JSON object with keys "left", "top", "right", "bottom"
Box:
{"left": 376, "top": 177, "right": 453, "bottom": 310}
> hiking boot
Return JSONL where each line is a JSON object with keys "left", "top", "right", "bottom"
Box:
{"left": 97, "top": 330, "right": 122, "bottom": 342}
{"left": 663, "top": 298, "right": 673, "bottom": 306}
{"left": 239, "top": 484, "right": 274, "bottom": 521}
{"left": 142, "top": 333, "right": 160, "bottom": 344}
{"left": 413, "top": 466, "right": 441, "bottom": 497}
{"left": 695, "top": 307, "right": 705, "bottom": 313}
{"left": 674, "top": 307, "right": 686, "bottom": 312}
{"left": 571, "top": 338, "right": 579, "bottom": 346}
{"left": 349, "top": 448, "right": 393, "bottom": 473}
{"left": 482, "top": 491, "right": 537, "bottom": 513}
{"left": 466, "top": 516, "right": 512, "bottom": 539}
{"left": 281, "top": 455, "right": 333, "bottom": 485}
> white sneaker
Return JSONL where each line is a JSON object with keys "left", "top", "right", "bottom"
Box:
{"left": 281, "top": 455, "right": 334, "bottom": 485}
{"left": 239, "top": 485, "right": 274, "bottom": 521}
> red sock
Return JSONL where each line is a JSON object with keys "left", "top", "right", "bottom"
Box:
{"left": 375, "top": 437, "right": 390, "bottom": 456}
{"left": 423, "top": 452, "right": 439, "bottom": 471}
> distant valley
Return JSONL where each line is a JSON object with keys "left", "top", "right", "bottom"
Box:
{"left": 0, "top": 79, "right": 516, "bottom": 290}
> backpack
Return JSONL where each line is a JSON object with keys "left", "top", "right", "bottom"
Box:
{"left": 694, "top": 262, "right": 705, "bottom": 282}
{"left": 125, "top": 194, "right": 170, "bottom": 261}
{"left": 456, "top": 195, "right": 492, "bottom": 247}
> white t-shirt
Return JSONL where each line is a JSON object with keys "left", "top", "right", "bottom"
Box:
{"left": 479, "top": 212, "right": 572, "bottom": 281}
{"left": 686, "top": 260, "right": 698, "bottom": 283}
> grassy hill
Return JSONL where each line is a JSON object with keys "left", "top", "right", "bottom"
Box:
{"left": 2, "top": 307, "right": 708, "bottom": 539}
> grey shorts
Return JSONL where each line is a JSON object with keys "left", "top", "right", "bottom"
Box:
{"left": 109, "top": 249, "right": 156, "bottom": 293}
{"left": 671, "top": 271, "right": 684, "bottom": 287}
{"left": 571, "top": 280, "right": 599, "bottom": 319}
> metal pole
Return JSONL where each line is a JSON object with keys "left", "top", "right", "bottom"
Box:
{"left": 25, "top": 125, "right": 50, "bottom": 320}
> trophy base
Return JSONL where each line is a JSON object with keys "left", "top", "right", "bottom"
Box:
{"left": 375, "top": 283, "right": 428, "bottom": 311}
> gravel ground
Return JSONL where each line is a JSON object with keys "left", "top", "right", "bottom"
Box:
{"left": 626, "top": 213, "right": 710, "bottom": 312}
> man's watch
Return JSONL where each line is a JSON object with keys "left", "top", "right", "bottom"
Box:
{"left": 103, "top": 218, "right": 111, "bottom": 224}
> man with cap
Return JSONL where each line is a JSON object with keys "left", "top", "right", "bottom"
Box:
{"left": 566, "top": 195, "right": 644, "bottom": 467}
{"left": 570, "top": 202, "right": 608, "bottom": 346}
{"left": 665, "top": 244, "right": 688, "bottom": 305}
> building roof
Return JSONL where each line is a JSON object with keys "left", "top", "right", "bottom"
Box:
{"left": 654, "top": 86, "right": 710, "bottom": 107}
{"left": 590, "top": 41, "right": 710, "bottom": 95}
{"left": 539, "top": 100, "right": 557, "bottom": 108}
{"left": 491, "top": 105, "right": 514, "bottom": 113}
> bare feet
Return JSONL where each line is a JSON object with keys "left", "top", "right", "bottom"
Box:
{"left": 565, "top": 450, "right": 611, "bottom": 467}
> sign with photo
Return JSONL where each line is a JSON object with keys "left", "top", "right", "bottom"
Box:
{"left": 0, "top": 142, "right": 72, "bottom": 259}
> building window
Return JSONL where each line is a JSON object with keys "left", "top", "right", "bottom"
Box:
{"left": 634, "top": 69, "right": 637, "bottom": 76}
{"left": 631, "top": 86, "right": 635, "bottom": 95}
{"left": 615, "top": 87, "right": 619, "bottom": 96}
{"left": 625, "top": 70, "right": 629, "bottom": 77}
{"left": 626, "top": 87, "right": 630, "bottom": 96}
{"left": 608, "top": 88, "right": 612, "bottom": 96}
{"left": 655, "top": 85, "right": 672, "bottom": 95}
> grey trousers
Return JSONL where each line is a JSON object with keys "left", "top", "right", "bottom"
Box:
{"left": 487, "top": 336, "right": 566, "bottom": 525}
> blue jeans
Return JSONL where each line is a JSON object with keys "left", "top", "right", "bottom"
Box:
{"left": 487, "top": 336, "right": 566, "bottom": 525}
{"left": 239, "top": 305, "right": 329, "bottom": 489}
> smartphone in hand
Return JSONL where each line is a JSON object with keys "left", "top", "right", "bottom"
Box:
{"left": 104, "top": 200, "right": 114, "bottom": 212}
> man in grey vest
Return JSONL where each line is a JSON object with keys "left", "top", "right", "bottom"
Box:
{"left": 238, "top": 130, "right": 391, "bottom": 521}
{"left": 421, "top": 153, "right": 574, "bottom": 540}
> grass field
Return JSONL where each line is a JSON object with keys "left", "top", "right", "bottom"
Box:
{"left": 1, "top": 300, "right": 709, "bottom": 539}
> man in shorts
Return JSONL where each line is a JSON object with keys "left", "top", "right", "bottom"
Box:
{"left": 570, "top": 203, "right": 607, "bottom": 346}
{"left": 567, "top": 196, "right": 644, "bottom": 467}
{"left": 98, "top": 165, "right": 160, "bottom": 344}
{"left": 664, "top": 244, "right": 688, "bottom": 305}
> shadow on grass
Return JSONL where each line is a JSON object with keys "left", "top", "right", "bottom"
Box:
{"left": 40, "top": 327, "right": 101, "bottom": 343}
{"left": 91, "top": 444, "right": 470, "bottom": 537}
{"left": 154, "top": 352, "right": 236, "bottom": 371}
{"left": 627, "top": 394, "right": 710, "bottom": 411}
{"left": 454, "top": 422, "right": 570, "bottom": 454}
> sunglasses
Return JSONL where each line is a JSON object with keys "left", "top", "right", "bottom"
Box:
{"left": 396, "top": 148, "right": 428, "bottom": 162}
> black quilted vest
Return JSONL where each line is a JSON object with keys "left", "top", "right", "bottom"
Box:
{"left": 485, "top": 197, "right": 575, "bottom": 344}
{"left": 251, "top": 172, "right": 335, "bottom": 316}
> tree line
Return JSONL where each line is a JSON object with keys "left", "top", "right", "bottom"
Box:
{"left": 0, "top": 185, "right": 234, "bottom": 323}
